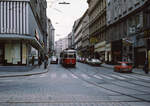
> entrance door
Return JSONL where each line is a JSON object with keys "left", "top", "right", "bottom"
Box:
{"left": 0, "top": 44, "right": 4, "bottom": 65}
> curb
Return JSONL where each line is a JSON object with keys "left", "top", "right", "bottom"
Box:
{"left": 0, "top": 69, "right": 48, "bottom": 78}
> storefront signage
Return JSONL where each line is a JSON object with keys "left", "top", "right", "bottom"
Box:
{"left": 90, "top": 37, "right": 98, "bottom": 44}
{"left": 144, "top": 29, "right": 150, "bottom": 38}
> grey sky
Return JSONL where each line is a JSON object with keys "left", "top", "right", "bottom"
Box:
{"left": 46, "top": 0, "right": 88, "bottom": 41}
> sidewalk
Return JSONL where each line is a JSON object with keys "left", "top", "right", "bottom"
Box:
{"left": 0, "top": 63, "right": 48, "bottom": 78}
{"left": 101, "top": 63, "right": 150, "bottom": 76}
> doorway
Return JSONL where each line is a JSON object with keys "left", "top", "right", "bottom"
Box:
{"left": 0, "top": 43, "right": 4, "bottom": 65}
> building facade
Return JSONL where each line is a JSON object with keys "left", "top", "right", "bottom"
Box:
{"left": 106, "top": 0, "right": 148, "bottom": 67}
{"left": 68, "top": 32, "right": 73, "bottom": 49}
{"left": 0, "top": 0, "right": 47, "bottom": 67}
{"left": 55, "top": 37, "right": 68, "bottom": 57}
{"left": 47, "top": 18, "right": 55, "bottom": 57}
{"left": 81, "top": 10, "right": 90, "bottom": 58}
{"left": 73, "top": 19, "right": 83, "bottom": 56}
{"left": 87, "top": 0, "right": 106, "bottom": 60}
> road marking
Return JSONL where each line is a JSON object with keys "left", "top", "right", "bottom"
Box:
{"left": 39, "top": 74, "right": 47, "bottom": 78}
{"left": 81, "top": 74, "right": 90, "bottom": 79}
{"left": 71, "top": 74, "right": 78, "bottom": 79}
{"left": 130, "top": 74, "right": 150, "bottom": 80}
{"left": 111, "top": 74, "right": 125, "bottom": 80}
{"left": 94, "top": 75, "right": 103, "bottom": 79}
{"left": 100, "top": 75, "right": 114, "bottom": 80}
{"left": 120, "top": 74, "right": 137, "bottom": 79}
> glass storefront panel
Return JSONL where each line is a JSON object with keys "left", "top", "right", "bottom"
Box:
{"left": 5, "top": 43, "right": 21, "bottom": 65}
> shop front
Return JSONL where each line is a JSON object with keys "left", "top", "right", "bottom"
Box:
{"left": 94, "top": 41, "right": 106, "bottom": 61}
{"left": 111, "top": 40, "right": 122, "bottom": 64}
{"left": 0, "top": 41, "right": 28, "bottom": 66}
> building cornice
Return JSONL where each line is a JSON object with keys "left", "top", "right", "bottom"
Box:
{"left": 88, "top": 0, "right": 101, "bottom": 15}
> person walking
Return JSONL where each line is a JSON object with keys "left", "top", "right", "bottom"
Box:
{"left": 38, "top": 56, "right": 42, "bottom": 67}
{"left": 143, "top": 59, "right": 149, "bottom": 74}
{"left": 44, "top": 55, "right": 48, "bottom": 69}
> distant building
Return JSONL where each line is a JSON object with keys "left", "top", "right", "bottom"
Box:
{"left": 47, "top": 18, "right": 55, "bottom": 56}
{"left": 0, "top": 0, "right": 47, "bottom": 67}
{"left": 68, "top": 32, "right": 73, "bottom": 49}
{"left": 55, "top": 37, "right": 68, "bottom": 57}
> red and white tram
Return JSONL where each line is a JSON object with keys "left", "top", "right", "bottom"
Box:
{"left": 60, "top": 49, "right": 76, "bottom": 67}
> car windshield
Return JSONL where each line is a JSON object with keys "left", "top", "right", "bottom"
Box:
{"left": 122, "top": 63, "right": 127, "bottom": 66}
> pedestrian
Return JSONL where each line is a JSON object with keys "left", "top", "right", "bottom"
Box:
{"left": 143, "top": 59, "right": 149, "bottom": 74}
{"left": 38, "top": 56, "right": 42, "bottom": 67}
{"left": 32, "top": 56, "right": 34, "bottom": 66}
{"left": 44, "top": 55, "right": 48, "bottom": 69}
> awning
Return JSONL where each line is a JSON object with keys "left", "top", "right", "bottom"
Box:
{"left": 94, "top": 41, "right": 106, "bottom": 52}
{"left": 95, "top": 47, "right": 105, "bottom": 52}
{"left": 0, "top": 34, "right": 44, "bottom": 53}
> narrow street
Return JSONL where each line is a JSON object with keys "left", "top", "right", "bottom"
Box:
{"left": 0, "top": 62, "right": 150, "bottom": 106}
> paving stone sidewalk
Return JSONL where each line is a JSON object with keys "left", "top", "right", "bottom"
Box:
{"left": 101, "top": 63, "right": 150, "bottom": 76}
{"left": 0, "top": 63, "right": 48, "bottom": 78}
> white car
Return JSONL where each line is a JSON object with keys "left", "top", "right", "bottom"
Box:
{"left": 88, "top": 58, "right": 102, "bottom": 66}
{"left": 50, "top": 56, "right": 58, "bottom": 64}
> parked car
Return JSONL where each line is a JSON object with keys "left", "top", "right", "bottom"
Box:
{"left": 114, "top": 62, "right": 132, "bottom": 73}
{"left": 88, "top": 58, "right": 102, "bottom": 66}
{"left": 85, "top": 58, "right": 90, "bottom": 64}
{"left": 50, "top": 56, "right": 58, "bottom": 64}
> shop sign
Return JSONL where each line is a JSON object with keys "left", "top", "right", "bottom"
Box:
{"left": 144, "top": 29, "right": 150, "bottom": 39}
{"left": 90, "top": 37, "right": 98, "bottom": 44}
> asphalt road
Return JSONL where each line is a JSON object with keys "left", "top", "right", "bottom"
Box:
{"left": 0, "top": 62, "right": 150, "bottom": 106}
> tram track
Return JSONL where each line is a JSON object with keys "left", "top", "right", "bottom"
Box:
{"left": 81, "top": 63, "right": 150, "bottom": 88}
{"left": 76, "top": 67, "right": 150, "bottom": 94}
{"left": 66, "top": 66, "right": 150, "bottom": 103}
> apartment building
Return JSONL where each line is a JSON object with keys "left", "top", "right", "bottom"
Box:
{"left": 106, "top": 0, "right": 149, "bottom": 67}
{"left": 87, "top": 0, "right": 106, "bottom": 60}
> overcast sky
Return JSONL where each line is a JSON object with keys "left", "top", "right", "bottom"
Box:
{"left": 46, "top": 0, "right": 88, "bottom": 41}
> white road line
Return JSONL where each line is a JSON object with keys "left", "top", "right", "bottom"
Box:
{"left": 100, "top": 75, "right": 114, "bottom": 80}
{"left": 111, "top": 74, "right": 126, "bottom": 80}
{"left": 120, "top": 74, "right": 137, "bottom": 79}
{"left": 39, "top": 74, "right": 47, "bottom": 78}
{"left": 71, "top": 74, "right": 78, "bottom": 79}
{"left": 94, "top": 75, "right": 103, "bottom": 79}
{"left": 81, "top": 74, "right": 90, "bottom": 79}
{"left": 130, "top": 75, "right": 150, "bottom": 80}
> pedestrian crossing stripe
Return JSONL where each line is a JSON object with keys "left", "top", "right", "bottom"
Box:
{"left": 94, "top": 75, "right": 103, "bottom": 79}
{"left": 99, "top": 75, "right": 114, "bottom": 80}
{"left": 111, "top": 74, "right": 125, "bottom": 80}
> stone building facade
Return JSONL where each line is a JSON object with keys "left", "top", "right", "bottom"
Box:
{"left": 87, "top": 0, "right": 106, "bottom": 60}
{"left": 106, "top": 0, "right": 149, "bottom": 67}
